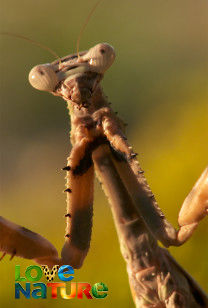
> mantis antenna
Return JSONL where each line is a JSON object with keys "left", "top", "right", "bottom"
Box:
{"left": 1, "top": 32, "right": 61, "bottom": 63}
{"left": 76, "top": 0, "right": 104, "bottom": 59}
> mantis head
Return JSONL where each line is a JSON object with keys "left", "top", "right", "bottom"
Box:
{"left": 28, "top": 43, "right": 116, "bottom": 93}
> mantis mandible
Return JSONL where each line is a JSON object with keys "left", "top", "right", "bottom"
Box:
{"left": 0, "top": 2, "right": 208, "bottom": 307}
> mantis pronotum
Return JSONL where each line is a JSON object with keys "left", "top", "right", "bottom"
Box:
{"left": 1, "top": 4, "right": 208, "bottom": 307}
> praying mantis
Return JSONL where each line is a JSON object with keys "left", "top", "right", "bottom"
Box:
{"left": 1, "top": 2, "right": 208, "bottom": 307}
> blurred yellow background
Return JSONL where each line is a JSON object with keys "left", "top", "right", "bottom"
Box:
{"left": 0, "top": 0, "right": 208, "bottom": 307}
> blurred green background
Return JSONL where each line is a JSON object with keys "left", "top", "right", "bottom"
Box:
{"left": 0, "top": 0, "right": 208, "bottom": 306}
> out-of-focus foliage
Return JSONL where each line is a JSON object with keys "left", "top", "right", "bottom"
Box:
{"left": 0, "top": 0, "right": 207, "bottom": 307}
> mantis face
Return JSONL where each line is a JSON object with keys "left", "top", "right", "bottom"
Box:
{"left": 28, "top": 43, "right": 115, "bottom": 93}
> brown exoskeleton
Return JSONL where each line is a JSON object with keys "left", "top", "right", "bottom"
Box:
{"left": 0, "top": 4, "right": 207, "bottom": 306}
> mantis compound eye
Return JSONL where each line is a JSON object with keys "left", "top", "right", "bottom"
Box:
{"left": 28, "top": 64, "right": 59, "bottom": 92}
{"left": 82, "top": 43, "right": 116, "bottom": 74}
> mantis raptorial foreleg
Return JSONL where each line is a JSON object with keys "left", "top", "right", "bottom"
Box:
{"left": 98, "top": 107, "right": 208, "bottom": 247}
{"left": 62, "top": 137, "right": 94, "bottom": 268}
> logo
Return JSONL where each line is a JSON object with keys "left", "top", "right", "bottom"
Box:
{"left": 15, "top": 265, "right": 108, "bottom": 299}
